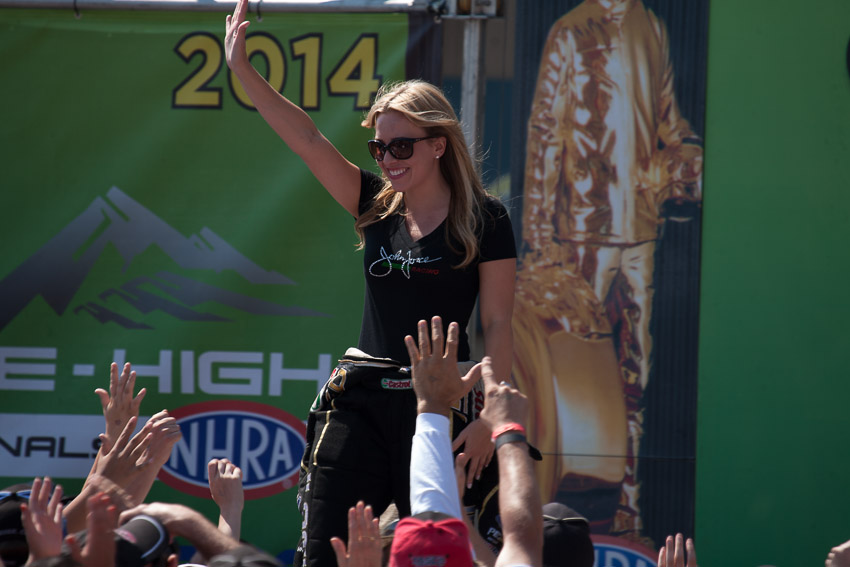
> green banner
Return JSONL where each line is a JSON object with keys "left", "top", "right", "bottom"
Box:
{"left": 0, "top": 8, "right": 411, "bottom": 560}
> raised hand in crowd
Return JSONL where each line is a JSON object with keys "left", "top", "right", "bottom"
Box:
{"left": 65, "top": 492, "right": 118, "bottom": 567}
{"left": 95, "top": 363, "right": 146, "bottom": 453}
{"left": 404, "top": 316, "right": 482, "bottom": 417}
{"left": 190, "top": 459, "right": 246, "bottom": 565}
{"left": 94, "top": 417, "right": 153, "bottom": 484}
{"left": 141, "top": 411, "right": 182, "bottom": 470}
{"left": 404, "top": 316, "right": 541, "bottom": 567}
{"left": 657, "top": 533, "right": 696, "bottom": 567}
{"left": 121, "top": 410, "right": 182, "bottom": 506}
{"left": 476, "top": 356, "right": 541, "bottom": 567}
{"left": 90, "top": 364, "right": 181, "bottom": 511}
{"left": 827, "top": 539, "right": 850, "bottom": 567}
{"left": 476, "top": 361, "right": 527, "bottom": 436}
{"left": 329, "top": 501, "right": 381, "bottom": 567}
{"left": 208, "top": 458, "right": 244, "bottom": 541}
{"left": 65, "top": 417, "right": 151, "bottom": 533}
{"left": 20, "top": 477, "right": 64, "bottom": 563}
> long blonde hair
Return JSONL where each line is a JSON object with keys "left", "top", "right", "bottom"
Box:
{"left": 357, "top": 80, "right": 489, "bottom": 269}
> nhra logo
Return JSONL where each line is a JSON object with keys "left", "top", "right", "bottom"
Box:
{"left": 160, "top": 401, "right": 306, "bottom": 500}
{"left": 591, "top": 535, "right": 657, "bottom": 567}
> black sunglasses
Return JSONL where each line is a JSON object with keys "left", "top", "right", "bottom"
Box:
{"left": 367, "top": 136, "right": 436, "bottom": 161}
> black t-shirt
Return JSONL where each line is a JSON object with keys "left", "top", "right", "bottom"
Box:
{"left": 356, "top": 169, "right": 517, "bottom": 364}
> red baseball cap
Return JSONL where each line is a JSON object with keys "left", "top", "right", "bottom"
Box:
{"left": 389, "top": 515, "right": 474, "bottom": 567}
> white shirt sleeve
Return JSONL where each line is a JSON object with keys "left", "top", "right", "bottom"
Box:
{"left": 409, "top": 413, "right": 462, "bottom": 518}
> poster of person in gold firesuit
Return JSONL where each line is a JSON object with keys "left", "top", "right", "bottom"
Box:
{"left": 512, "top": 0, "right": 706, "bottom": 552}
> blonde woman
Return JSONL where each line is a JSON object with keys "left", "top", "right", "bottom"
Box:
{"left": 225, "top": 1, "right": 516, "bottom": 566}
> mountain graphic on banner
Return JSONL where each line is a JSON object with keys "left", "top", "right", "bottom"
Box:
{"left": 0, "top": 187, "right": 326, "bottom": 331}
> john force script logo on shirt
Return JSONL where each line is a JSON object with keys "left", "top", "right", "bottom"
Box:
{"left": 368, "top": 246, "right": 442, "bottom": 279}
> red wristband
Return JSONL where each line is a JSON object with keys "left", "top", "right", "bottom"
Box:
{"left": 491, "top": 422, "right": 526, "bottom": 442}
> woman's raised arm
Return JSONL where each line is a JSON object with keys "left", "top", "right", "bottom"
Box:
{"left": 225, "top": 0, "right": 361, "bottom": 216}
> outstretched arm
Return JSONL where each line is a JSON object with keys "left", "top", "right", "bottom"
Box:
{"left": 84, "top": 362, "right": 145, "bottom": 493}
{"left": 479, "top": 257, "right": 516, "bottom": 384}
{"left": 225, "top": 0, "right": 360, "bottom": 215}
{"left": 64, "top": 417, "right": 153, "bottom": 533}
{"left": 405, "top": 317, "right": 482, "bottom": 518}
{"left": 125, "top": 410, "right": 181, "bottom": 504}
{"left": 477, "top": 358, "right": 542, "bottom": 567}
{"left": 208, "top": 458, "right": 244, "bottom": 541}
{"left": 453, "top": 257, "right": 517, "bottom": 487}
{"left": 189, "top": 459, "right": 245, "bottom": 565}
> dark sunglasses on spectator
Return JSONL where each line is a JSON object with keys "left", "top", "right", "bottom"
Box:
{"left": 367, "top": 136, "right": 436, "bottom": 161}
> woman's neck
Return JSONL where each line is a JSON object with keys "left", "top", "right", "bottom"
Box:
{"left": 403, "top": 177, "right": 451, "bottom": 219}
{"left": 402, "top": 177, "right": 452, "bottom": 241}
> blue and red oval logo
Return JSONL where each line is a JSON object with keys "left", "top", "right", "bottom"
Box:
{"left": 591, "top": 535, "right": 657, "bottom": 567}
{"left": 160, "top": 401, "right": 306, "bottom": 500}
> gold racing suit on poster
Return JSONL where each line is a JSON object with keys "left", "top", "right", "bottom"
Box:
{"left": 513, "top": 0, "right": 702, "bottom": 538}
